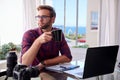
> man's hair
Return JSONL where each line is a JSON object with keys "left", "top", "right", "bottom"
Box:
{"left": 37, "top": 5, "right": 56, "bottom": 17}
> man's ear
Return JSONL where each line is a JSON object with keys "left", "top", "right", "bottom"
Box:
{"left": 51, "top": 17, "right": 56, "bottom": 23}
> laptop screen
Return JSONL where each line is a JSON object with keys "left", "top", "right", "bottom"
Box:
{"left": 83, "top": 45, "right": 119, "bottom": 78}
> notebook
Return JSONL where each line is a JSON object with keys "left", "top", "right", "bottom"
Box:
{"left": 64, "top": 45, "right": 119, "bottom": 79}
{"left": 46, "top": 63, "right": 80, "bottom": 73}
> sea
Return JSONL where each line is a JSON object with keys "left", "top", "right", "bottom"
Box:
{"left": 53, "top": 25, "right": 86, "bottom": 34}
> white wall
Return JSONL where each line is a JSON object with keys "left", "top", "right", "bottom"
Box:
{"left": 86, "top": 0, "right": 100, "bottom": 47}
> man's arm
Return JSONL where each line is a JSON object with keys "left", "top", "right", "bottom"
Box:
{"left": 43, "top": 33, "right": 72, "bottom": 66}
{"left": 22, "top": 32, "right": 52, "bottom": 66}
{"left": 43, "top": 55, "right": 72, "bottom": 66}
{"left": 22, "top": 38, "right": 42, "bottom": 66}
{"left": 37, "top": 33, "right": 72, "bottom": 68}
{"left": 37, "top": 55, "right": 72, "bottom": 69}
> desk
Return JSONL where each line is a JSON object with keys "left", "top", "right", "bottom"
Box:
{"left": 0, "top": 70, "right": 110, "bottom": 80}
{"left": 0, "top": 68, "right": 101, "bottom": 80}
{"left": 0, "top": 61, "right": 120, "bottom": 80}
{"left": 33, "top": 69, "right": 120, "bottom": 80}
{"left": 0, "top": 70, "right": 119, "bottom": 80}
{"left": 0, "top": 70, "right": 80, "bottom": 80}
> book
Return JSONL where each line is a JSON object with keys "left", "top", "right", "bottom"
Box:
{"left": 45, "top": 63, "right": 80, "bottom": 73}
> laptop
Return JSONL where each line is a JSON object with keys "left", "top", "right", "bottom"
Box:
{"left": 64, "top": 45, "right": 119, "bottom": 79}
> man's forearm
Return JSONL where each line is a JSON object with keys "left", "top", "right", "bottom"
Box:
{"left": 22, "top": 38, "right": 42, "bottom": 66}
{"left": 44, "top": 55, "right": 72, "bottom": 66}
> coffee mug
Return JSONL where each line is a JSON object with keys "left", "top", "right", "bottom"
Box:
{"left": 52, "top": 29, "right": 62, "bottom": 41}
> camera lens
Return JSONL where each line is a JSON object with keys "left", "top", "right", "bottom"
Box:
{"left": 6, "top": 51, "right": 17, "bottom": 77}
{"left": 26, "top": 66, "right": 40, "bottom": 77}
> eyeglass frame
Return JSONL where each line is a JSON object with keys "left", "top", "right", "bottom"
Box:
{"left": 35, "top": 15, "right": 52, "bottom": 20}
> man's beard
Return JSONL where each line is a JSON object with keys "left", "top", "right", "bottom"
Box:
{"left": 40, "top": 20, "right": 51, "bottom": 29}
{"left": 41, "top": 24, "right": 50, "bottom": 29}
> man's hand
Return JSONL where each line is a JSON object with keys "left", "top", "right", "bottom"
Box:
{"left": 38, "top": 32, "right": 52, "bottom": 44}
{"left": 37, "top": 63, "right": 45, "bottom": 70}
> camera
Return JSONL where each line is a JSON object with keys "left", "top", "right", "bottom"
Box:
{"left": 6, "top": 51, "right": 40, "bottom": 80}
{"left": 13, "top": 64, "right": 40, "bottom": 80}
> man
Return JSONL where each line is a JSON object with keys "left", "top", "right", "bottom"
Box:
{"left": 21, "top": 5, "right": 72, "bottom": 70}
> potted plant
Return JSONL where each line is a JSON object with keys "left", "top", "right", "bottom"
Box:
{"left": 0, "top": 42, "right": 21, "bottom": 60}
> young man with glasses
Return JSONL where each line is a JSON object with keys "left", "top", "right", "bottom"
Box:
{"left": 21, "top": 5, "right": 72, "bottom": 71}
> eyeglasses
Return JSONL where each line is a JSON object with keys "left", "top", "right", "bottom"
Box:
{"left": 35, "top": 15, "right": 51, "bottom": 20}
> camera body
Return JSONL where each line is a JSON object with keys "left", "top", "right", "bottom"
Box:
{"left": 13, "top": 64, "right": 40, "bottom": 80}
{"left": 6, "top": 51, "right": 40, "bottom": 80}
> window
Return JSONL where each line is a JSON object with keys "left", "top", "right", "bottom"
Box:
{"left": 0, "top": 0, "right": 23, "bottom": 67}
{"left": 52, "top": 0, "right": 87, "bottom": 47}
{"left": 0, "top": 0, "right": 23, "bottom": 45}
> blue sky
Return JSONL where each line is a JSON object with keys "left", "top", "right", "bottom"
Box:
{"left": 52, "top": 0, "right": 87, "bottom": 26}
